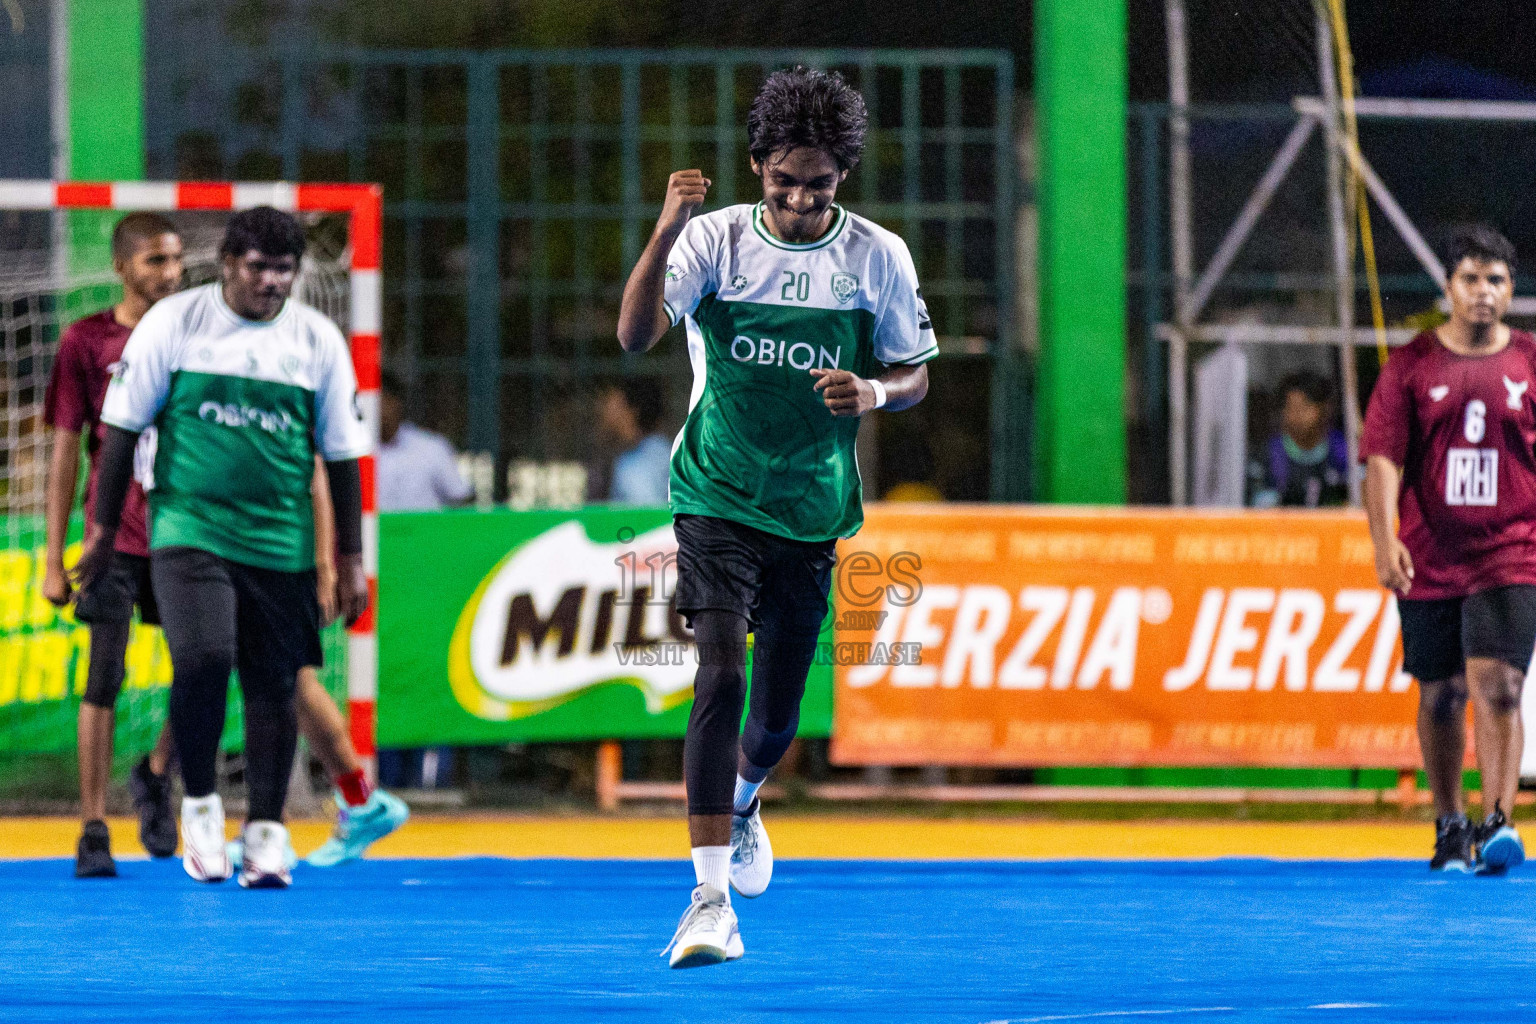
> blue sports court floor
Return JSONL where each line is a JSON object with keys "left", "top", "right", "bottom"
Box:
{"left": 1, "top": 857, "right": 1533, "bottom": 1023}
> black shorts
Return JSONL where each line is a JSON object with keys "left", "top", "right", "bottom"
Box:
{"left": 149, "top": 547, "right": 322, "bottom": 701}
{"left": 1399, "top": 585, "right": 1536, "bottom": 682}
{"left": 673, "top": 513, "right": 836, "bottom": 635}
{"left": 74, "top": 550, "right": 160, "bottom": 626}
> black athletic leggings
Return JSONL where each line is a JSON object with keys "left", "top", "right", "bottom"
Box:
{"left": 683, "top": 609, "right": 821, "bottom": 817}
{"left": 152, "top": 549, "right": 303, "bottom": 822}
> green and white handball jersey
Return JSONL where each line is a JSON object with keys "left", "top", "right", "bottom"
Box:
{"left": 663, "top": 202, "right": 938, "bottom": 542}
{"left": 101, "top": 282, "right": 371, "bottom": 572}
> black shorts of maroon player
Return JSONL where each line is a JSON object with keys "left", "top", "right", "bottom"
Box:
{"left": 1398, "top": 585, "right": 1536, "bottom": 683}
{"left": 74, "top": 550, "right": 160, "bottom": 709}
{"left": 75, "top": 550, "right": 160, "bottom": 628}
{"left": 673, "top": 513, "right": 836, "bottom": 633}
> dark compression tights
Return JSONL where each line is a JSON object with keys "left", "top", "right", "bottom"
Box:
{"left": 154, "top": 552, "right": 297, "bottom": 822}
{"left": 682, "top": 609, "right": 821, "bottom": 817}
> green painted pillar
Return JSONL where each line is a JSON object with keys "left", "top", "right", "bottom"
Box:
{"left": 67, "top": 0, "right": 144, "bottom": 180}
{"left": 1034, "top": 0, "right": 1127, "bottom": 503}
{"left": 62, "top": 0, "right": 144, "bottom": 280}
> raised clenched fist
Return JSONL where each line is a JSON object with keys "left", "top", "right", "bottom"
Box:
{"left": 656, "top": 170, "right": 711, "bottom": 238}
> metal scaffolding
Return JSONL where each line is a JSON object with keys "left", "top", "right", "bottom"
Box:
{"left": 1161, "top": 0, "right": 1536, "bottom": 506}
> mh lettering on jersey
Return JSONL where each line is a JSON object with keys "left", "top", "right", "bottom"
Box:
{"left": 845, "top": 584, "right": 1410, "bottom": 694}
{"left": 1445, "top": 448, "right": 1498, "bottom": 506}
{"left": 730, "top": 335, "right": 843, "bottom": 370}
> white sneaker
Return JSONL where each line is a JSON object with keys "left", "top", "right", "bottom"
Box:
{"left": 730, "top": 798, "right": 773, "bottom": 898}
{"left": 662, "top": 884, "right": 744, "bottom": 969}
{"left": 226, "top": 834, "right": 298, "bottom": 874}
{"left": 180, "top": 794, "right": 232, "bottom": 883}
{"left": 238, "top": 821, "right": 293, "bottom": 889}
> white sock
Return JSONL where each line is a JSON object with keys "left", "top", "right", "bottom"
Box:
{"left": 733, "top": 775, "right": 764, "bottom": 815}
{"left": 691, "top": 845, "right": 731, "bottom": 896}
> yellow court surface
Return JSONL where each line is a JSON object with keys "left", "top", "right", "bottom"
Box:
{"left": 1, "top": 815, "right": 1429, "bottom": 861}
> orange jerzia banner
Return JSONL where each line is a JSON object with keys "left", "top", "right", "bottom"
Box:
{"left": 831, "top": 505, "right": 1423, "bottom": 768}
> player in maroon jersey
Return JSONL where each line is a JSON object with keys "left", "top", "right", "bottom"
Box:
{"left": 1362, "top": 225, "right": 1534, "bottom": 875}
{"left": 43, "top": 214, "right": 185, "bottom": 877}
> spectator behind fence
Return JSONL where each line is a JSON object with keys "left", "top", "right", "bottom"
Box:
{"left": 598, "top": 378, "right": 672, "bottom": 505}
{"left": 377, "top": 372, "right": 473, "bottom": 511}
{"left": 1249, "top": 370, "right": 1349, "bottom": 508}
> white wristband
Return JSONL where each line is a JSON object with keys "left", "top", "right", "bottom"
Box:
{"left": 869, "top": 378, "right": 888, "bottom": 409}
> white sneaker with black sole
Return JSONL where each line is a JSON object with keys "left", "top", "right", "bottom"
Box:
{"left": 663, "top": 884, "right": 744, "bottom": 969}
{"left": 238, "top": 820, "right": 293, "bottom": 889}
{"left": 180, "top": 794, "right": 232, "bottom": 883}
{"left": 730, "top": 798, "right": 773, "bottom": 898}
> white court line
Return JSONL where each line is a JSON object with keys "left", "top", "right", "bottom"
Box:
{"left": 981, "top": 1009, "right": 1236, "bottom": 1024}
{"left": 983, "top": 1004, "right": 1389, "bottom": 1024}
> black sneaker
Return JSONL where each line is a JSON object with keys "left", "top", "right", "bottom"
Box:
{"left": 1473, "top": 806, "right": 1526, "bottom": 875}
{"left": 75, "top": 819, "right": 117, "bottom": 878}
{"left": 128, "top": 756, "right": 178, "bottom": 858}
{"left": 1430, "top": 814, "right": 1473, "bottom": 873}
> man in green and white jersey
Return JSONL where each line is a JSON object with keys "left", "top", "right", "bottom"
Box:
{"left": 618, "top": 66, "right": 934, "bottom": 967}
{"left": 80, "top": 207, "right": 371, "bottom": 889}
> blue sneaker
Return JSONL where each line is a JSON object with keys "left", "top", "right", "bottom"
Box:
{"left": 226, "top": 834, "right": 298, "bottom": 873}
{"left": 305, "top": 789, "right": 409, "bottom": 867}
{"left": 1474, "top": 809, "right": 1526, "bottom": 875}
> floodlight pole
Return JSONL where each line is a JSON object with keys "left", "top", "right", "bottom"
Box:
{"left": 1165, "top": 0, "right": 1193, "bottom": 505}
{"left": 1316, "top": 9, "right": 1363, "bottom": 506}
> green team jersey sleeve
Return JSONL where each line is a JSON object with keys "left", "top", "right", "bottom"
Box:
{"left": 873, "top": 236, "right": 939, "bottom": 367}
{"left": 312, "top": 319, "right": 372, "bottom": 461}
{"left": 661, "top": 215, "right": 720, "bottom": 326}
{"left": 101, "top": 295, "right": 184, "bottom": 432}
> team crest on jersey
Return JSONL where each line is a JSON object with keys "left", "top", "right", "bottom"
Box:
{"left": 281, "top": 354, "right": 301, "bottom": 379}
{"left": 830, "top": 272, "right": 859, "bottom": 303}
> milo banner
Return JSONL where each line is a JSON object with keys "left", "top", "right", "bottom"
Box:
{"left": 376, "top": 508, "right": 834, "bottom": 746}
{"left": 832, "top": 506, "right": 1435, "bottom": 768}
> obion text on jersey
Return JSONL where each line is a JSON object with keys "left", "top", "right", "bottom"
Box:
{"left": 730, "top": 336, "right": 843, "bottom": 370}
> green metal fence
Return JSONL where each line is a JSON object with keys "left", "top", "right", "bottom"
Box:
{"left": 152, "top": 48, "right": 1024, "bottom": 499}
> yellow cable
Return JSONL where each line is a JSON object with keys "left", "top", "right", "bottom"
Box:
{"left": 1325, "top": 0, "right": 1388, "bottom": 366}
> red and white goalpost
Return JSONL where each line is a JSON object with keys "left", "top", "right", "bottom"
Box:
{"left": 0, "top": 179, "right": 383, "bottom": 769}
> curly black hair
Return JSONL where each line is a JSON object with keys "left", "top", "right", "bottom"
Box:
{"left": 220, "top": 205, "right": 306, "bottom": 260}
{"left": 1445, "top": 223, "right": 1516, "bottom": 274}
{"left": 747, "top": 66, "right": 869, "bottom": 172}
